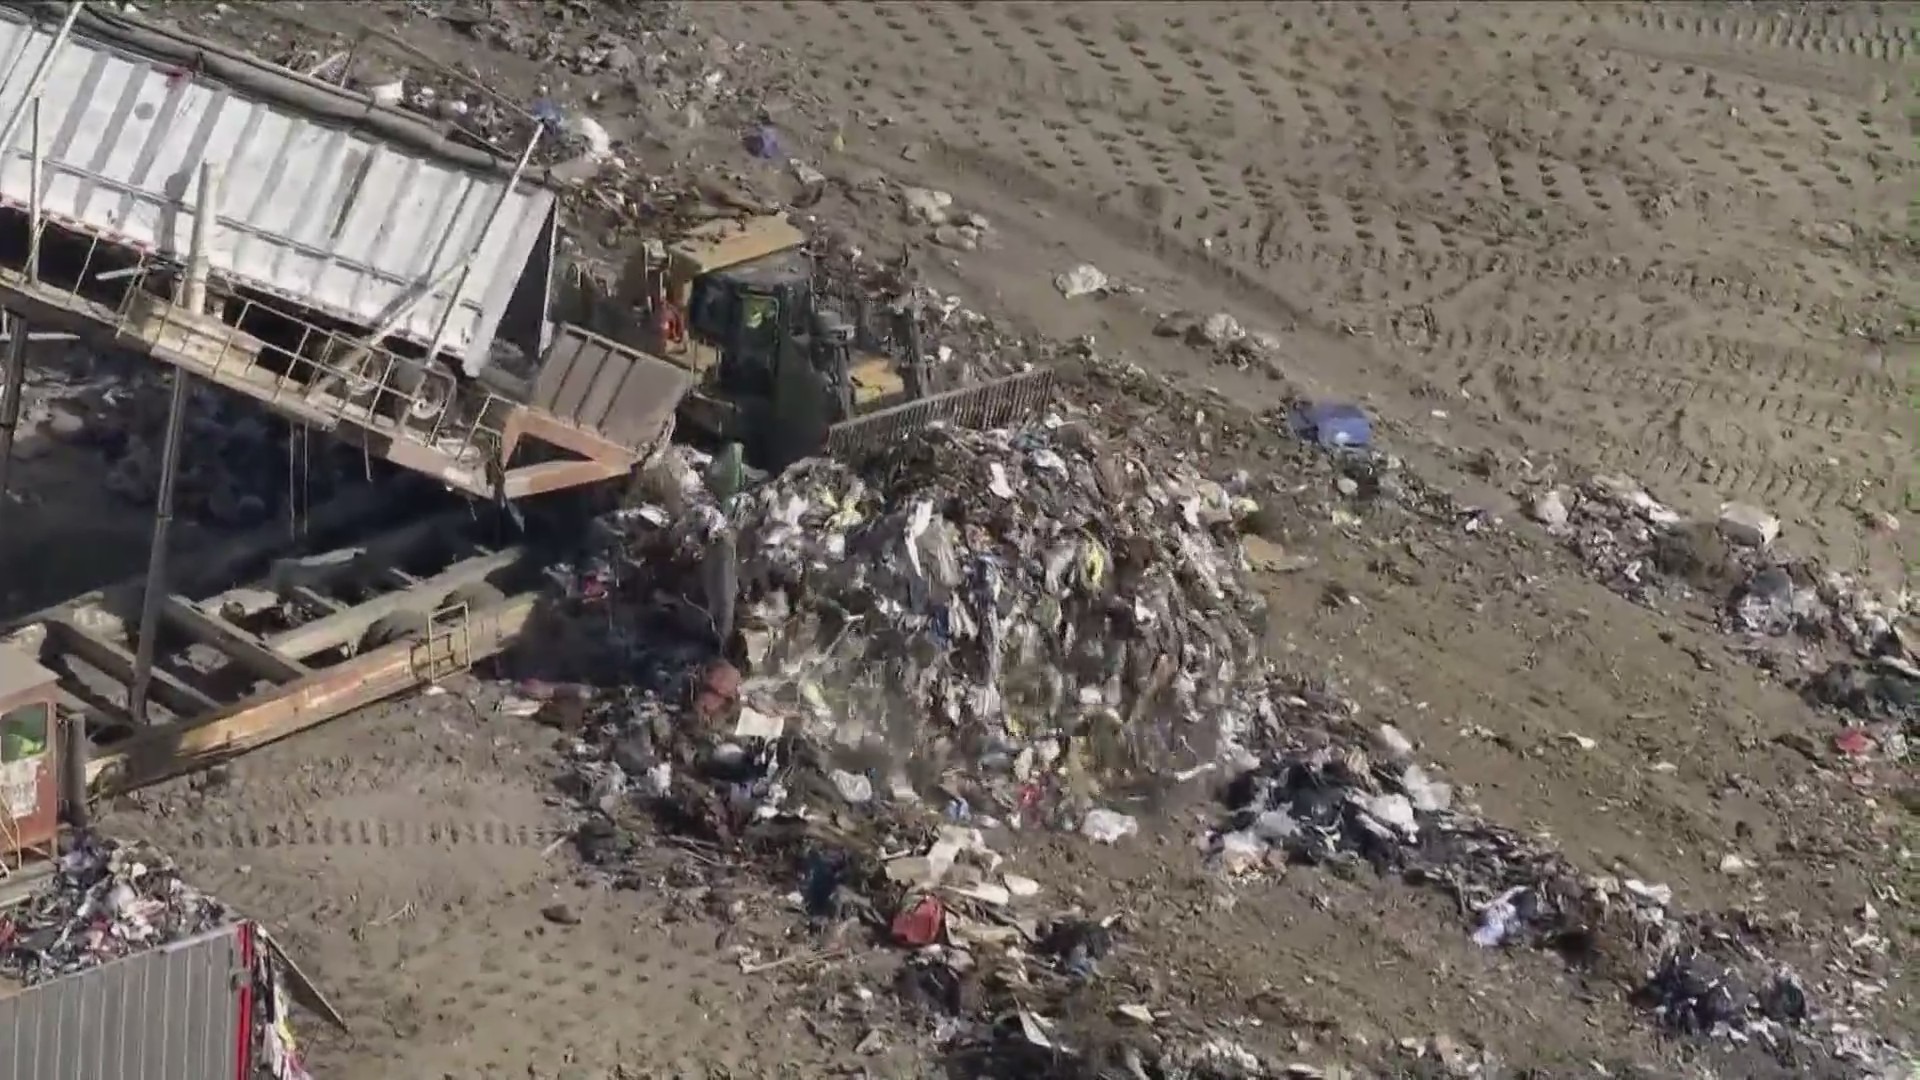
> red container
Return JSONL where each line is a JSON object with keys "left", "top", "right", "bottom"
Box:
{"left": 0, "top": 643, "right": 60, "bottom": 864}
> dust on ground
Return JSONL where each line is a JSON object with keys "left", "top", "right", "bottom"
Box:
{"left": 33, "top": 1, "right": 1913, "bottom": 1077}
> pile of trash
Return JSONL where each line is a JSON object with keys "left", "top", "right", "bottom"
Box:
{"left": 1528, "top": 476, "right": 1918, "bottom": 741}
{"left": 0, "top": 834, "right": 330, "bottom": 1078}
{"left": 1204, "top": 743, "right": 1905, "bottom": 1073}
{"left": 0, "top": 835, "right": 235, "bottom": 986}
{"left": 513, "top": 415, "right": 1352, "bottom": 1070}
{"left": 577, "top": 414, "right": 1281, "bottom": 825}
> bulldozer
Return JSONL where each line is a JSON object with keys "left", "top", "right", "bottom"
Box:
{"left": 612, "top": 215, "right": 1052, "bottom": 471}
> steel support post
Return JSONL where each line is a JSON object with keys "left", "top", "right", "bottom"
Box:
{"left": 0, "top": 315, "right": 26, "bottom": 521}
{"left": 61, "top": 708, "right": 89, "bottom": 828}
{"left": 128, "top": 369, "right": 192, "bottom": 724}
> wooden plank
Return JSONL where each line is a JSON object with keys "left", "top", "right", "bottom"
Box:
{"left": 510, "top": 408, "right": 639, "bottom": 469}
{"left": 267, "top": 548, "right": 524, "bottom": 661}
{"left": 45, "top": 617, "right": 222, "bottom": 719}
{"left": 203, "top": 586, "right": 282, "bottom": 621}
{"left": 264, "top": 511, "right": 466, "bottom": 595}
{"left": 88, "top": 593, "right": 539, "bottom": 795}
{"left": 159, "top": 596, "right": 311, "bottom": 683}
{"left": 368, "top": 565, "right": 423, "bottom": 591}
{"left": 287, "top": 585, "right": 345, "bottom": 616}
{"left": 501, "top": 458, "right": 628, "bottom": 499}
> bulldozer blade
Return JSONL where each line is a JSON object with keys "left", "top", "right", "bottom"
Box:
{"left": 826, "top": 367, "right": 1055, "bottom": 462}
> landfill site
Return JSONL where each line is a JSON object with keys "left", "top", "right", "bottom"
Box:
{"left": 0, "top": 0, "right": 1912, "bottom": 1077}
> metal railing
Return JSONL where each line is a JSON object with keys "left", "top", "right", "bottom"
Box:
{"left": 1, "top": 228, "right": 522, "bottom": 476}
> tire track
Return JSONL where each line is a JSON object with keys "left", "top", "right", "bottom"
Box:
{"left": 1596, "top": 5, "right": 1917, "bottom": 63}
{"left": 1410, "top": 311, "right": 1907, "bottom": 407}
{"left": 715, "top": 1, "right": 1908, "bottom": 517}
{"left": 1586, "top": 6, "right": 1916, "bottom": 98}
{"left": 908, "top": 136, "right": 1890, "bottom": 515}
{"left": 786, "top": 18, "right": 1883, "bottom": 325}
{"left": 170, "top": 816, "right": 550, "bottom": 851}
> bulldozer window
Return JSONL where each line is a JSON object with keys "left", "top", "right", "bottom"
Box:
{"left": 0, "top": 703, "right": 48, "bottom": 763}
{"left": 742, "top": 295, "right": 777, "bottom": 339}
{"left": 689, "top": 277, "right": 734, "bottom": 341}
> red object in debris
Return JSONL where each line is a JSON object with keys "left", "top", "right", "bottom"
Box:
{"left": 1833, "top": 730, "right": 1875, "bottom": 758}
{"left": 702, "top": 661, "right": 742, "bottom": 699}
{"left": 890, "top": 895, "right": 946, "bottom": 947}
{"left": 651, "top": 302, "right": 687, "bottom": 346}
{"left": 691, "top": 661, "right": 744, "bottom": 726}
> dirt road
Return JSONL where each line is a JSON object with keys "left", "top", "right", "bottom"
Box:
{"left": 75, "top": 1, "right": 1915, "bottom": 1077}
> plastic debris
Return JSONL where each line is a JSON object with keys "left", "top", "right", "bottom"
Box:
{"left": 829, "top": 768, "right": 875, "bottom": 803}
{"left": 890, "top": 895, "right": 946, "bottom": 947}
{"left": 1053, "top": 263, "right": 1109, "bottom": 298}
{"left": 1530, "top": 488, "right": 1570, "bottom": 529}
{"left": 1080, "top": 808, "right": 1140, "bottom": 844}
{"left": 1371, "top": 723, "right": 1414, "bottom": 761}
{"left": 744, "top": 124, "right": 783, "bottom": 159}
{"left": 1717, "top": 502, "right": 1781, "bottom": 548}
{"left": 1471, "top": 887, "right": 1528, "bottom": 947}
{"left": 1292, "top": 402, "right": 1372, "bottom": 449}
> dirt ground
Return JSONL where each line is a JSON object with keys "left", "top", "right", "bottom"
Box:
{"left": 11, "top": 0, "right": 1908, "bottom": 1077}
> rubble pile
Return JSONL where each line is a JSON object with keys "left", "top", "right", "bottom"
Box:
{"left": 1529, "top": 476, "right": 1919, "bottom": 743}
{"left": 0, "top": 835, "right": 235, "bottom": 985}
{"left": 583, "top": 414, "right": 1280, "bottom": 821}
{"left": 512, "top": 414, "right": 1379, "bottom": 1071}
{"left": 0, "top": 834, "right": 324, "bottom": 1078}
{"left": 1206, "top": 748, "right": 1904, "bottom": 1074}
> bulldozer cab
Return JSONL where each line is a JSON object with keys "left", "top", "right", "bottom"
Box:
{"left": 636, "top": 215, "right": 810, "bottom": 375}
{"left": 688, "top": 254, "right": 811, "bottom": 396}
{"left": 613, "top": 213, "right": 1057, "bottom": 472}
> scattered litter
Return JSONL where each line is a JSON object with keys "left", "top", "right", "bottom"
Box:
{"left": 1053, "top": 263, "right": 1109, "bottom": 298}
{"left": 890, "top": 895, "right": 946, "bottom": 947}
{"left": 829, "top": 769, "right": 875, "bottom": 804}
{"left": 744, "top": 125, "right": 783, "bottom": 160}
{"left": 1002, "top": 874, "right": 1041, "bottom": 898}
{"left": 1530, "top": 488, "right": 1570, "bottom": 530}
{"left": 1372, "top": 723, "right": 1414, "bottom": 761}
{"left": 1080, "top": 809, "right": 1139, "bottom": 844}
{"left": 496, "top": 695, "right": 543, "bottom": 719}
{"left": 1717, "top": 503, "right": 1781, "bottom": 549}
{"left": 1292, "top": 402, "right": 1372, "bottom": 449}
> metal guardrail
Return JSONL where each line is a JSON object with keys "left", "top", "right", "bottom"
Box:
{"left": 61, "top": 248, "right": 522, "bottom": 474}
{"left": 826, "top": 366, "right": 1056, "bottom": 461}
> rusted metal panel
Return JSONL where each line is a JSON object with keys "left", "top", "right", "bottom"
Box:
{"left": 0, "top": 644, "right": 58, "bottom": 863}
{"left": 532, "top": 325, "right": 693, "bottom": 451}
{"left": 0, "top": 923, "right": 247, "bottom": 1080}
{"left": 0, "top": 5, "right": 556, "bottom": 367}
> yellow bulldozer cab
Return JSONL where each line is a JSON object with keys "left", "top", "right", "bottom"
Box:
{"left": 848, "top": 354, "right": 905, "bottom": 406}
{"left": 618, "top": 215, "right": 809, "bottom": 377}
{"left": 669, "top": 215, "right": 807, "bottom": 281}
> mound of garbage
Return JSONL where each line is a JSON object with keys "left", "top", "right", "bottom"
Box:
{"left": 572, "top": 415, "right": 1283, "bottom": 825}
{"left": 0, "top": 836, "right": 236, "bottom": 986}
{"left": 521, "top": 414, "right": 1900, "bottom": 1074}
